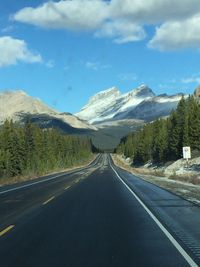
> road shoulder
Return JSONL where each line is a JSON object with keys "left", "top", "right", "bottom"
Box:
{"left": 111, "top": 154, "right": 200, "bottom": 206}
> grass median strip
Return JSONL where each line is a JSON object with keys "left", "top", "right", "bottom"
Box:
{"left": 0, "top": 225, "right": 15, "bottom": 237}
{"left": 43, "top": 196, "right": 55, "bottom": 205}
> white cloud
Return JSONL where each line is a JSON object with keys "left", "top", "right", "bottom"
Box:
{"left": 95, "top": 19, "right": 145, "bottom": 44}
{"left": 10, "top": 0, "right": 146, "bottom": 44}
{"left": 119, "top": 72, "right": 137, "bottom": 81}
{"left": 148, "top": 14, "right": 200, "bottom": 51}
{"left": 0, "top": 36, "right": 42, "bottom": 67}
{"left": 85, "top": 61, "right": 110, "bottom": 71}
{"left": 111, "top": 0, "right": 200, "bottom": 23}
{"left": 13, "top": 0, "right": 200, "bottom": 28}
{"left": 13, "top": 0, "right": 109, "bottom": 31}
{"left": 12, "top": 0, "right": 200, "bottom": 49}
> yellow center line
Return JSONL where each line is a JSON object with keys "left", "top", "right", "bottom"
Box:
{"left": 43, "top": 196, "right": 55, "bottom": 205}
{"left": 0, "top": 225, "right": 15, "bottom": 237}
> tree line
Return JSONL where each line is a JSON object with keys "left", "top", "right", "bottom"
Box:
{"left": 0, "top": 120, "right": 94, "bottom": 179}
{"left": 116, "top": 96, "right": 200, "bottom": 164}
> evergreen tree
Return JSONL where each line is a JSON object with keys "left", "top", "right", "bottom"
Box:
{"left": 116, "top": 95, "right": 200, "bottom": 164}
{"left": 0, "top": 120, "right": 93, "bottom": 180}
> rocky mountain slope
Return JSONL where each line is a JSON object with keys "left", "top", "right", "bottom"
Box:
{"left": 0, "top": 90, "right": 97, "bottom": 132}
{"left": 76, "top": 84, "right": 184, "bottom": 124}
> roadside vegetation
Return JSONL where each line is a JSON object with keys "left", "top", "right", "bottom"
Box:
{"left": 114, "top": 96, "right": 200, "bottom": 203}
{"left": 0, "top": 120, "right": 94, "bottom": 183}
{"left": 112, "top": 153, "right": 200, "bottom": 205}
{"left": 116, "top": 95, "right": 200, "bottom": 164}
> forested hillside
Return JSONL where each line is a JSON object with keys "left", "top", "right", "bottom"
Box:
{"left": 0, "top": 120, "right": 93, "bottom": 179}
{"left": 116, "top": 96, "right": 200, "bottom": 164}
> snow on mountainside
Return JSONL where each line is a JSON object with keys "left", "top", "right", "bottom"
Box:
{"left": 0, "top": 90, "right": 96, "bottom": 130}
{"left": 76, "top": 87, "right": 121, "bottom": 123}
{"left": 76, "top": 84, "right": 182, "bottom": 124}
{"left": 76, "top": 84, "right": 155, "bottom": 123}
{"left": 116, "top": 93, "right": 183, "bottom": 121}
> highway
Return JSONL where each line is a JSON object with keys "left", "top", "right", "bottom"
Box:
{"left": 0, "top": 154, "right": 200, "bottom": 267}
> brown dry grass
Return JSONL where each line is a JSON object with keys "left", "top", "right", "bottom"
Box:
{"left": 112, "top": 154, "right": 200, "bottom": 186}
{"left": 169, "top": 174, "right": 200, "bottom": 185}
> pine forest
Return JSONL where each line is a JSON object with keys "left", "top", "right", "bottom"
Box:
{"left": 116, "top": 96, "right": 200, "bottom": 165}
{"left": 0, "top": 120, "right": 93, "bottom": 179}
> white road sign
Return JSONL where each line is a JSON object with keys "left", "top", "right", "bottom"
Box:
{"left": 183, "top": 146, "right": 191, "bottom": 159}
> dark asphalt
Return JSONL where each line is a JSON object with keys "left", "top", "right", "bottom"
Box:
{"left": 0, "top": 154, "right": 199, "bottom": 267}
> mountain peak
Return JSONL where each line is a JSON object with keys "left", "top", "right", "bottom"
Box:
{"left": 89, "top": 87, "right": 120, "bottom": 103}
{"left": 97, "top": 86, "right": 120, "bottom": 95}
{"left": 76, "top": 87, "right": 121, "bottom": 123}
{"left": 1, "top": 89, "right": 27, "bottom": 96}
{"left": 0, "top": 89, "right": 96, "bottom": 131}
{"left": 76, "top": 84, "right": 184, "bottom": 124}
{"left": 133, "top": 84, "right": 155, "bottom": 97}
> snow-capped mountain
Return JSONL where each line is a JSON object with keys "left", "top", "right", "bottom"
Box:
{"left": 76, "top": 87, "right": 121, "bottom": 123}
{"left": 0, "top": 90, "right": 96, "bottom": 131}
{"left": 115, "top": 93, "right": 183, "bottom": 121}
{"left": 76, "top": 84, "right": 155, "bottom": 123}
{"left": 76, "top": 84, "right": 183, "bottom": 124}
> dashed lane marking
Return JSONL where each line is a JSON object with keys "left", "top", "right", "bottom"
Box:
{"left": 0, "top": 225, "right": 15, "bottom": 237}
{"left": 43, "top": 196, "right": 55, "bottom": 205}
{"left": 65, "top": 186, "right": 70, "bottom": 190}
{"left": 0, "top": 157, "right": 100, "bottom": 196}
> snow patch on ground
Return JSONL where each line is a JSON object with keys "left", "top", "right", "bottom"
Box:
{"left": 164, "top": 157, "right": 200, "bottom": 177}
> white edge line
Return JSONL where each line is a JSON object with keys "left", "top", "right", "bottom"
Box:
{"left": 0, "top": 173, "right": 65, "bottom": 195}
{"left": 110, "top": 164, "right": 198, "bottom": 267}
{"left": 0, "top": 154, "right": 101, "bottom": 196}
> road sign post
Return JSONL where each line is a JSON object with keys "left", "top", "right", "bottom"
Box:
{"left": 182, "top": 146, "right": 191, "bottom": 168}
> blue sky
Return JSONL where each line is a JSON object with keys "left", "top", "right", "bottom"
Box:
{"left": 0, "top": 0, "right": 200, "bottom": 113}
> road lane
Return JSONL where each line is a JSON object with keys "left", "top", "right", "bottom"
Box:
{"left": 110, "top": 163, "right": 198, "bottom": 266}
{"left": 0, "top": 154, "right": 196, "bottom": 267}
{"left": 110, "top": 157, "right": 200, "bottom": 265}
{"left": 0, "top": 155, "right": 101, "bottom": 231}
{"left": 0, "top": 154, "right": 101, "bottom": 196}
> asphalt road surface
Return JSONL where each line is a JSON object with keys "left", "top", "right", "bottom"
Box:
{"left": 0, "top": 154, "right": 200, "bottom": 267}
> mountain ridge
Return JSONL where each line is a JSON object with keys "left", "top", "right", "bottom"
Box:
{"left": 0, "top": 90, "right": 97, "bottom": 131}
{"left": 0, "top": 86, "right": 187, "bottom": 151}
{"left": 76, "top": 84, "right": 184, "bottom": 124}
